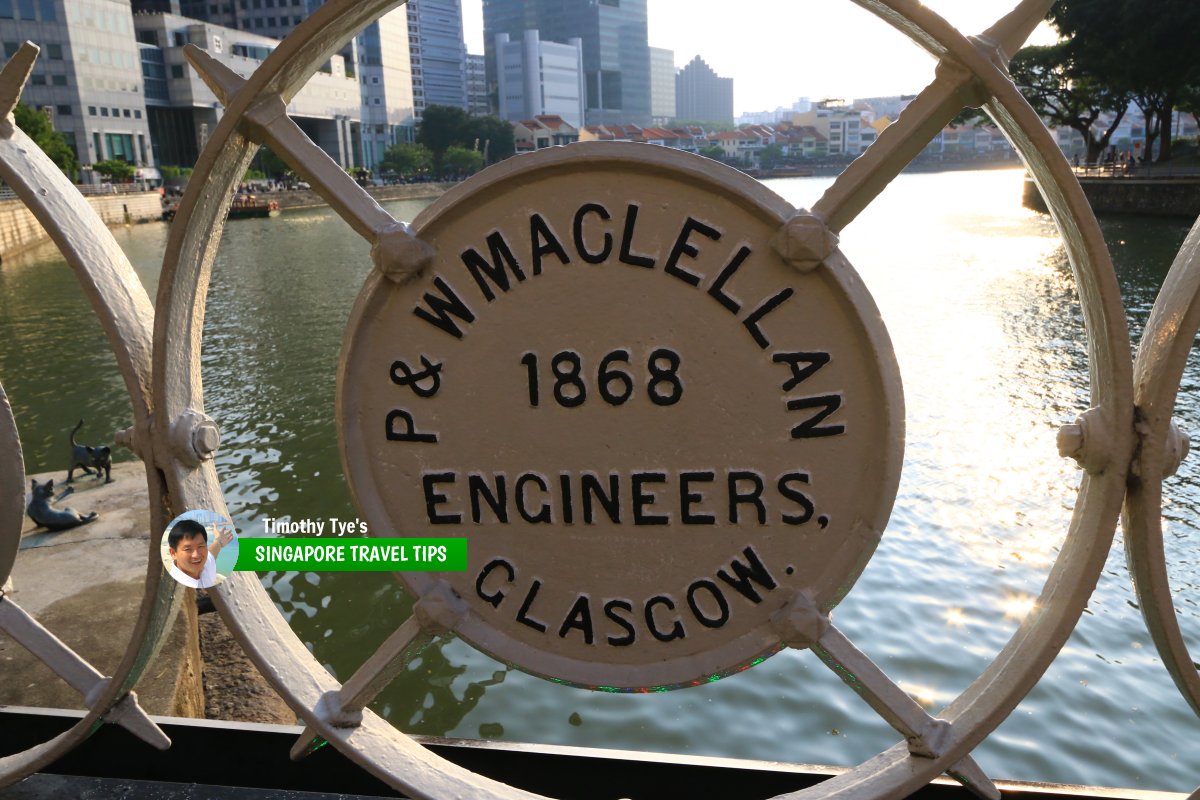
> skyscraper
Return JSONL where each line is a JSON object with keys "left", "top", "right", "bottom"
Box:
{"left": 649, "top": 46, "right": 674, "bottom": 126}
{"left": 675, "top": 55, "right": 732, "bottom": 125}
{"left": 495, "top": 30, "right": 583, "bottom": 128}
{"left": 483, "top": 0, "right": 650, "bottom": 126}
{"left": 4, "top": 0, "right": 156, "bottom": 173}
{"left": 407, "top": 0, "right": 468, "bottom": 120}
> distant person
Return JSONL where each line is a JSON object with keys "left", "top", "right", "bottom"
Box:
{"left": 166, "top": 518, "right": 234, "bottom": 589}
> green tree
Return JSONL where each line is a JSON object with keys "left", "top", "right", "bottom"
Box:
{"left": 379, "top": 142, "right": 432, "bottom": 176}
{"left": 699, "top": 144, "right": 726, "bottom": 161}
{"left": 417, "top": 105, "right": 471, "bottom": 173}
{"left": 1009, "top": 43, "right": 1129, "bottom": 164}
{"left": 93, "top": 159, "right": 136, "bottom": 182}
{"left": 12, "top": 102, "right": 78, "bottom": 178}
{"left": 442, "top": 145, "right": 484, "bottom": 177}
{"left": 758, "top": 143, "right": 784, "bottom": 169}
{"left": 466, "top": 115, "right": 516, "bottom": 163}
{"left": 1049, "top": 0, "right": 1200, "bottom": 161}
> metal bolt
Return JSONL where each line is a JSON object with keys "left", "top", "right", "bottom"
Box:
{"left": 769, "top": 590, "right": 830, "bottom": 650}
{"left": 1057, "top": 407, "right": 1112, "bottom": 475}
{"left": 373, "top": 222, "right": 435, "bottom": 284}
{"left": 1056, "top": 422, "right": 1084, "bottom": 460}
{"left": 192, "top": 419, "right": 221, "bottom": 458}
{"left": 770, "top": 212, "right": 839, "bottom": 273}
{"left": 1163, "top": 419, "right": 1191, "bottom": 478}
{"left": 169, "top": 409, "right": 221, "bottom": 467}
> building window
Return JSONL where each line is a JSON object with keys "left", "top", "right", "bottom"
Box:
{"left": 134, "top": 109, "right": 142, "bottom": 119}
{"left": 37, "top": 0, "right": 52, "bottom": 20}
{"left": 56, "top": 104, "right": 70, "bottom": 116}
{"left": 16, "top": 0, "right": 31, "bottom": 18}
{"left": 88, "top": 106, "right": 96, "bottom": 116}
{"left": 2, "top": 41, "right": 17, "bottom": 58}
{"left": 123, "top": 109, "right": 131, "bottom": 118}
{"left": 100, "top": 107, "right": 109, "bottom": 116}
{"left": 30, "top": 74, "right": 45, "bottom": 85}
{"left": 51, "top": 74, "right": 66, "bottom": 86}
{"left": 46, "top": 43, "right": 63, "bottom": 59}
{"left": 0, "top": 0, "right": 11, "bottom": 19}
{"left": 171, "top": 64, "right": 184, "bottom": 79}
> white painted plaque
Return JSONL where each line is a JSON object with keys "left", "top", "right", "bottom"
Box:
{"left": 338, "top": 142, "right": 903, "bottom": 690}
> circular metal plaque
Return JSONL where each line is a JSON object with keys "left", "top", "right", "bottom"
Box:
{"left": 339, "top": 142, "right": 903, "bottom": 689}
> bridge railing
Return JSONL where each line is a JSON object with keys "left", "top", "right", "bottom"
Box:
{"left": 1, "top": 2, "right": 1198, "bottom": 799}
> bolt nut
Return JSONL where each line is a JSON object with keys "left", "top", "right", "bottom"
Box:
{"left": 1163, "top": 419, "right": 1191, "bottom": 478}
{"left": 770, "top": 213, "right": 839, "bottom": 273}
{"left": 770, "top": 590, "right": 830, "bottom": 650}
{"left": 373, "top": 223, "right": 435, "bottom": 284}
{"left": 169, "top": 408, "right": 220, "bottom": 468}
{"left": 192, "top": 419, "right": 221, "bottom": 457}
{"left": 1057, "top": 407, "right": 1112, "bottom": 475}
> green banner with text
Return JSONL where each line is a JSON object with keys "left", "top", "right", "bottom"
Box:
{"left": 235, "top": 538, "right": 467, "bottom": 572}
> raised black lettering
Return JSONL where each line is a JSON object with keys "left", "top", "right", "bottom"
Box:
{"left": 558, "top": 595, "right": 595, "bottom": 644}
{"left": 680, "top": 471, "right": 716, "bottom": 525}
{"left": 788, "top": 395, "right": 846, "bottom": 438}
{"left": 708, "top": 245, "right": 749, "bottom": 315}
{"left": 716, "top": 546, "right": 778, "bottom": 604}
{"left": 475, "top": 558, "right": 514, "bottom": 608}
{"left": 727, "top": 471, "right": 766, "bottom": 524}
{"left": 413, "top": 276, "right": 476, "bottom": 339}
{"left": 645, "top": 595, "right": 685, "bottom": 642}
{"left": 559, "top": 472, "right": 575, "bottom": 524}
{"left": 619, "top": 204, "right": 656, "bottom": 268}
{"left": 385, "top": 409, "right": 438, "bottom": 444}
{"left": 462, "top": 231, "right": 526, "bottom": 302}
{"left": 582, "top": 472, "right": 621, "bottom": 523}
{"left": 516, "top": 473, "right": 552, "bottom": 524}
{"left": 422, "top": 472, "right": 460, "bottom": 524}
{"left": 687, "top": 579, "right": 730, "bottom": 628}
{"left": 778, "top": 472, "right": 815, "bottom": 525}
{"left": 516, "top": 579, "right": 548, "bottom": 632}
{"left": 664, "top": 217, "right": 720, "bottom": 286}
{"left": 573, "top": 203, "right": 612, "bottom": 264}
{"left": 773, "top": 351, "right": 831, "bottom": 390}
{"left": 631, "top": 471, "right": 669, "bottom": 525}
{"left": 531, "top": 213, "right": 570, "bottom": 274}
{"left": 743, "top": 288, "right": 794, "bottom": 349}
{"left": 468, "top": 473, "right": 508, "bottom": 523}
{"left": 604, "top": 599, "right": 636, "bottom": 647}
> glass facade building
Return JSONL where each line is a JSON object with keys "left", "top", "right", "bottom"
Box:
{"left": 483, "top": 0, "right": 650, "bottom": 125}
{"left": 407, "top": 0, "right": 467, "bottom": 120}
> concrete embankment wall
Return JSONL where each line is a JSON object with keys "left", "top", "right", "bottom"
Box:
{"left": 0, "top": 191, "right": 162, "bottom": 260}
{"left": 273, "top": 181, "right": 454, "bottom": 211}
{"left": 1024, "top": 176, "right": 1200, "bottom": 218}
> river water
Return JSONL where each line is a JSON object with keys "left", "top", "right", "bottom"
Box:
{"left": 1, "top": 168, "right": 1197, "bottom": 792}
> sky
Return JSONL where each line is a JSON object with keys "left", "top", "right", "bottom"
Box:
{"left": 460, "top": 1, "right": 1058, "bottom": 116}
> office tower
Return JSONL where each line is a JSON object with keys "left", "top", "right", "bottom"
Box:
{"left": 649, "top": 46, "right": 673, "bottom": 126}
{"left": 483, "top": 0, "right": 651, "bottom": 126}
{"left": 465, "top": 52, "right": 488, "bottom": 116}
{"left": 675, "top": 55, "right": 732, "bottom": 125}
{"left": 495, "top": 30, "right": 583, "bottom": 128}
{"left": 134, "top": 11, "right": 361, "bottom": 168}
{"left": 407, "top": 0, "right": 467, "bottom": 120}
{"left": 138, "top": 0, "right": 417, "bottom": 169}
{"left": 357, "top": 9, "right": 416, "bottom": 169}
{"left": 2, "top": 0, "right": 156, "bottom": 172}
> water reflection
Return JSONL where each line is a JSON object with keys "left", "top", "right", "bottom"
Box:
{"left": 1, "top": 171, "right": 1198, "bottom": 790}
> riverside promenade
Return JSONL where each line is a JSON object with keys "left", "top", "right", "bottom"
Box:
{"left": 1024, "top": 157, "right": 1200, "bottom": 217}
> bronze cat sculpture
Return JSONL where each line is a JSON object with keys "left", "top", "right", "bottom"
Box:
{"left": 67, "top": 419, "right": 112, "bottom": 483}
{"left": 26, "top": 478, "right": 98, "bottom": 531}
